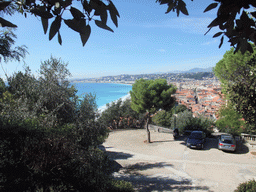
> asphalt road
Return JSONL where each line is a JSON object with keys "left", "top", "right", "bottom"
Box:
{"left": 103, "top": 129, "right": 256, "bottom": 192}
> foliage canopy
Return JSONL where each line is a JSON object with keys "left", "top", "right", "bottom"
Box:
{"left": 1, "top": 0, "right": 256, "bottom": 52}
{"left": 130, "top": 78, "right": 176, "bottom": 142}
{"left": 0, "top": 57, "right": 135, "bottom": 191}
{"left": 214, "top": 46, "right": 256, "bottom": 132}
{"left": 130, "top": 79, "right": 176, "bottom": 114}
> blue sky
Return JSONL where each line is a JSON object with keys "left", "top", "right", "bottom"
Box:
{"left": 1, "top": 0, "right": 233, "bottom": 79}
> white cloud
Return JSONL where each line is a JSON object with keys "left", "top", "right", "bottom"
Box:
{"left": 143, "top": 17, "right": 220, "bottom": 35}
{"left": 201, "top": 39, "right": 218, "bottom": 46}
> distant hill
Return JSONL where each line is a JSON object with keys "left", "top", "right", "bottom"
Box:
{"left": 186, "top": 67, "right": 213, "bottom": 73}
{"left": 170, "top": 67, "right": 213, "bottom": 73}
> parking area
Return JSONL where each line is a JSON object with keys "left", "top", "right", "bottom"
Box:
{"left": 103, "top": 129, "right": 256, "bottom": 192}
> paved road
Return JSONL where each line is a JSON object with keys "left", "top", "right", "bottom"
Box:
{"left": 103, "top": 129, "right": 256, "bottom": 192}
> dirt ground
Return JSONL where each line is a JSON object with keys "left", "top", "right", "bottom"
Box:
{"left": 102, "top": 129, "right": 256, "bottom": 192}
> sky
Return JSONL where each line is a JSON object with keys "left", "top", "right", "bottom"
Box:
{"left": 1, "top": 0, "right": 234, "bottom": 79}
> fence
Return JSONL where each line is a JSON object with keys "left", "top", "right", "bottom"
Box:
{"left": 241, "top": 133, "right": 256, "bottom": 141}
{"left": 149, "top": 124, "right": 173, "bottom": 133}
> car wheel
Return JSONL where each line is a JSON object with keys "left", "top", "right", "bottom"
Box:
{"left": 201, "top": 144, "right": 204, "bottom": 149}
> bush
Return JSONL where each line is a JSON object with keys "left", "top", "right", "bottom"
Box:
{"left": 235, "top": 179, "right": 256, "bottom": 192}
{"left": 108, "top": 179, "right": 134, "bottom": 192}
{"left": 169, "top": 110, "right": 214, "bottom": 136}
{"left": 152, "top": 110, "right": 172, "bottom": 128}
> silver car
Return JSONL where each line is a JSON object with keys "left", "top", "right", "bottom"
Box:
{"left": 218, "top": 134, "right": 236, "bottom": 152}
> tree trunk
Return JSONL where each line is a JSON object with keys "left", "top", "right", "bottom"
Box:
{"left": 146, "top": 114, "right": 151, "bottom": 143}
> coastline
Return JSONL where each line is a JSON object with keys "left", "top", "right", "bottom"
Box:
{"left": 71, "top": 82, "right": 133, "bottom": 112}
{"left": 98, "top": 93, "right": 131, "bottom": 113}
{"left": 71, "top": 80, "right": 134, "bottom": 86}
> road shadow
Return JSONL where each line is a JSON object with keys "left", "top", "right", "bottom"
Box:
{"left": 113, "top": 162, "right": 212, "bottom": 191}
{"left": 106, "top": 150, "right": 134, "bottom": 160}
{"left": 104, "top": 148, "right": 134, "bottom": 174}
{"left": 202, "top": 138, "right": 219, "bottom": 151}
{"left": 100, "top": 145, "right": 134, "bottom": 160}
{"left": 123, "top": 162, "right": 173, "bottom": 174}
{"left": 152, "top": 140, "right": 175, "bottom": 143}
{"left": 113, "top": 172, "right": 212, "bottom": 192}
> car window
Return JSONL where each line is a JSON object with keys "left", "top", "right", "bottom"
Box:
{"left": 221, "top": 139, "right": 233, "bottom": 144}
{"left": 189, "top": 132, "right": 202, "bottom": 139}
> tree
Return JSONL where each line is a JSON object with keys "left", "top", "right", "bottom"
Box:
{"left": 38, "top": 56, "right": 78, "bottom": 125}
{"left": 152, "top": 104, "right": 187, "bottom": 128}
{"left": 99, "top": 98, "right": 142, "bottom": 129}
{"left": 152, "top": 110, "right": 173, "bottom": 128}
{"left": 215, "top": 103, "right": 246, "bottom": 136}
{"left": 214, "top": 47, "right": 256, "bottom": 132}
{"left": 130, "top": 79, "right": 176, "bottom": 143}
{"left": 1, "top": 0, "right": 256, "bottom": 52}
{"left": 228, "top": 56, "right": 256, "bottom": 132}
{"left": 0, "top": 29, "right": 28, "bottom": 62}
{"left": 214, "top": 46, "right": 256, "bottom": 94}
{"left": 0, "top": 77, "right": 6, "bottom": 96}
{"left": 0, "top": 57, "right": 133, "bottom": 191}
{"left": 172, "top": 104, "right": 187, "bottom": 114}
{"left": 169, "top": 110, "right": 214, "bottom": 136}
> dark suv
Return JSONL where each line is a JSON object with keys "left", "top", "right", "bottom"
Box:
{"left": 186, "top": 131, "right": 206, "bottom": 149}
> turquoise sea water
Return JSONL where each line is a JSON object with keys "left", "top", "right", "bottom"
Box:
{"left": 72, "top": 83, "right": 132, "bottom": 109}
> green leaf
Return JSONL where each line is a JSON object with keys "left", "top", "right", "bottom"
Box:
{"left": 213, "top": 32, "right": 223, "bottom": 38}
{"left": 31, "top": 8, "right": 53, "bottom": 19}
{"left": 83, "top": 0, "right": 92, "bottom": 14}
{"left": 176, "top": 9, "right": 180, "bottom": 17}
{"left": 70, "top": 7, "right": 85, "bottom": 20}
{"left": 109, "top": 9, "right": 118, "bottom": 27}
{"left": 166, "top": 2, "right": 174, "bottom": 14}
{"left": 58, "top": 31, "right": 62, "bottom": 45}
{"left": 0, "top": 17, "right": 17, "bottom": 27}
{"left": 64, "top": 19, "right": 86, "bottom": 33}
{"left": 41, "top": 18, "right": 48, "bottom": 34}
{"left": 207, "top": 17, "right": 220, "bottom": 28}
{"left": 240, "top": 39, "right": 248, "bottom": 54}
{"left": 178, "top": 1, "right": 188, "bottom": 16}
{"left": 100, "top": 6, "right": 108, "bottom": 25}
{"left": 108, "top": 0, "right": 120, "bottom": 27}
{"left": 219, "top": 35, "right": 224, "bottom": 48}
{"left": 109, "top": 0, "right": 120, "bottom": 17}
{"left": 80, "top": 25, "right": 91, "bottom": 46}
{"left": 49, "top": 16, "right": 61, "bottom": 40}
{"left": 95, "top": 20, "right": 114, "bottom": 32}
{"left": 204, "top": 3, "right": 218, "bottom": 13}
{"left": 247, "top": 43, "right": 253, "bottom": 53}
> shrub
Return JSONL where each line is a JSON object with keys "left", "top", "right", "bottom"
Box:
{"left": 108, "top": 179, "right": 134, "bottom": 192}
{"left": 152, "top": 110, "right": 172, "bottom": 128}
{"left": 235, "top": 179, "right": 256, "bottom": 192}
{"left": 169, "top": 110, "right": 214, "bottom": 136}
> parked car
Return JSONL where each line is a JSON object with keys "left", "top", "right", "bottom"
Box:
{"left": 218, "top": 134, "right": 236, "bottom": 152}
{"left": 186, "top": 131, "right": 206, "bottom": 149}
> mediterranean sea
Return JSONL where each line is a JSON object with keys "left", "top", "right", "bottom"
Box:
{"left": 72, "top": 83, "right": 132, "bottom": 110}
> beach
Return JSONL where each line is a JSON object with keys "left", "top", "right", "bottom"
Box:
{"left": 72, "top": 82, "right": 132, "bottom": 110}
